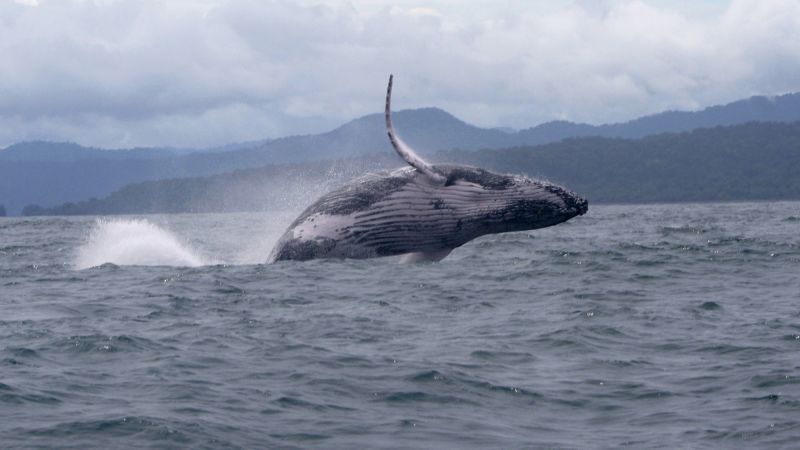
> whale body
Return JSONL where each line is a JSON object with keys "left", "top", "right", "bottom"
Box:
{"left": 268, "top": 76, "right": 588, "bottom": 263}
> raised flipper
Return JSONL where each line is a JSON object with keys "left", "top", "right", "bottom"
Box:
{"left": 385, "top": 75, "right": 446, "bottom": 185}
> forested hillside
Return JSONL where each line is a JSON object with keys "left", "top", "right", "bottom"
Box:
{"left": 27, "top": 121, "right": 800, "bottom": 216}
{"left": 3, "top": 92, "right": 800, "bottom": 215}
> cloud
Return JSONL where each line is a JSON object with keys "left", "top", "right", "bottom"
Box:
{"left": 0, "top": 0, "right": 799, "bottom": 148}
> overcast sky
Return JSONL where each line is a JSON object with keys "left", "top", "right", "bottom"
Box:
{"left": 1, "top": 0, "right": 799, "bottom": 148}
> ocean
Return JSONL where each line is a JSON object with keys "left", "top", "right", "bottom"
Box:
{"left": 1, "top": 202, "right": 799, "bottom": 449}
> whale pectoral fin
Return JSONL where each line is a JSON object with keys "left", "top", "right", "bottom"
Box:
{"left": 385, "top": 75, "right": 446, "bottom": 185}
{"left": 399, "top": 248, "right": 452, "bottom": 264}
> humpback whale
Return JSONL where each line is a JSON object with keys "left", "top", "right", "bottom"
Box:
{"left": 268, "top": 76, "right": 588, "bottom": 263}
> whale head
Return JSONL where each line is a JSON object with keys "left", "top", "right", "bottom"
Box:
{"left": 423, "top": 165, "right": 588, "bottom": 240}
{"left": 383, "top": 74, "right": 586, "bottom": 236}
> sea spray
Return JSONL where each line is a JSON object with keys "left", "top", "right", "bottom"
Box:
{"left": 74, "top": 219, "right": 210, "bottom": 269}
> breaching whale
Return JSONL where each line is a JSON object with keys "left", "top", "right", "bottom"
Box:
{"left": 268, "top": 75, "right": 588, "bottom": 263}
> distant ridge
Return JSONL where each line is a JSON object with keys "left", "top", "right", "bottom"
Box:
{"left": 27, "top": 121, "right": 800, "bottom": 216}
{"left": 0, "top": 141, "right": 181, "bottom": 162}
{"left": 2, "top": 92, "right": 800, "bottom": 214}
{"left": 4, "top": 92, "right": 800, "bottom": 163}
{"left": 180, "top": 92, "right": 800, "bottom": 164}
{"left": 570, "top": 92, "right": 800, "bottom": 138}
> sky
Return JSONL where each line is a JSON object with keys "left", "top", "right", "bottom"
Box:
{"left": 1, "top": 0, "right": 799, "bottom": 149}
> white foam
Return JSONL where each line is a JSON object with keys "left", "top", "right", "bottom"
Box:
{"left": 74, "top": 219, "right": 210, "bottom": 269}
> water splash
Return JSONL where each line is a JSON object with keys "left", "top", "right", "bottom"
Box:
{"left": 74, "top": 219, "right": 210, "bottom": 269}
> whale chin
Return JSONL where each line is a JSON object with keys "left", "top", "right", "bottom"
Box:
{"left": 580, "top": 199, "right": 589, "bottom": 215}
{"left": 569, "top": 193, "right": 589, "bottom": 217}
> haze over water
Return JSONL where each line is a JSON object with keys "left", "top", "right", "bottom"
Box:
{"left": 1, "top": 202, "right": 799, "bottom": 448}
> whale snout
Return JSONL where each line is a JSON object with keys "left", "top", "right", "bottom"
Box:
{"left": 574, "top": 195, "right": 588, "bottom": 216}
{"left": 551, "top": 186, "right": 588, "bottom": 217}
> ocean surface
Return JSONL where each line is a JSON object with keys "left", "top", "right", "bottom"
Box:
{"left": 1, "top": 202, "right": 799, "bottom": 449}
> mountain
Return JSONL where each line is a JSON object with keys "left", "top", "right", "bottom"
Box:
{"left": 3, "top": 92, "right": 800, "bottom": 215}
{"left": 610, "top": 93, "right": 800, "bottom": 136}
{"left": 0, "top": 139, "right": 277, "bottom": 163}
{"left": 28, "top": 121, "right": 800, "bottom": 216}
{"left": 516, "top": 92, "right": 800, "bottom": 143}
{"left": 0, "top": 141, "right": 188, "bottom": 162}
{"left": 19, "top": 158, "right": 397, "bottom": 216}
{"left": 218, "top": 107, "right": 515, "bottom": 166}
{"left": 0, "top": 109, "right": 507, "bottom": 215}
{"left": 458, "top": 121, "right": 800, "bottom": 204}
{"left": 226, "top": 92, "right": 800, "bottom": 162}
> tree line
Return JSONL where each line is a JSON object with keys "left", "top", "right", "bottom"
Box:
{"left": 22, "top": 121, "right": 800, "bottom": 216}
